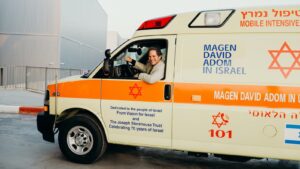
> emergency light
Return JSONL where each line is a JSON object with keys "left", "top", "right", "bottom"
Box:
{"left": 138, "top": 15, "right": 176, "bottom": 30}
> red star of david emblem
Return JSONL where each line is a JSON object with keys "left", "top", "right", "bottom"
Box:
{"left": 268, "top": 42, "right": 300, "bottom": 78}
{"left": 212, "top": 112, "right": 229, "bottom": 128}
{"left": 129, "top": 83, "right": 142, "bottom": 99}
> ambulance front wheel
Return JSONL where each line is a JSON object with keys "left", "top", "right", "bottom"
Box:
{"left": 58, "top": 114, "right": 107, "bottom": 164}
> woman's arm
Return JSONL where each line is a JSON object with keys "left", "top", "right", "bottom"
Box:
{"left": 125, "top": 56, "right": 147, "bottom": 72}
{"left": 133, "top": 61, "right": 147, "bottom": 72}
{"left": 138, "top": 62, "right": 165, "bottom": 84}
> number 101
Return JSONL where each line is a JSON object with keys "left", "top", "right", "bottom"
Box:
{"left": 209, "top": 129, "right": 232, "bottom": 139}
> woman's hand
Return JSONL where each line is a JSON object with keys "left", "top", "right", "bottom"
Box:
{"left": 124, "top": 56, "right": 133, "bottom": 62}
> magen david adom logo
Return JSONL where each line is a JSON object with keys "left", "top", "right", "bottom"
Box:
{"left": 268, "top": 42, "right": 300, "bottom": 79}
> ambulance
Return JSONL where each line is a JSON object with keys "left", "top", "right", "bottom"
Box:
{"left": 37, "top": 5, "right": 300, "bottom": 164}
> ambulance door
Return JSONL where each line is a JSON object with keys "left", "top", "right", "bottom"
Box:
{"left": 100, "top": 36, "right": 176, "bottom": 148}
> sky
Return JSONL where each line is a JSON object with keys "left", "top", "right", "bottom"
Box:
{"left": 97, "top": 0, "right": 300, "bottom": 38}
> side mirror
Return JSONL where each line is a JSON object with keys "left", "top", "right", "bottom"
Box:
{"left": 103, "top": 49, "right": 112, "bottom": 77}
{"left": 105, "top": 49, "right": 111, "bottom": 59}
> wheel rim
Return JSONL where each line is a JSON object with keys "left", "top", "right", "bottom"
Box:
{"left": 67, "top": 126, "right": 94, "bottom": 155}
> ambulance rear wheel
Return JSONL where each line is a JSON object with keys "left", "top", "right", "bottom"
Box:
{"left": 58, "top": 114, "right": 107, "bottom": 164}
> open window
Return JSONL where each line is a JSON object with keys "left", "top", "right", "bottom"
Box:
{"left": 93, "top": 39, "right": 167, "bottom": 79}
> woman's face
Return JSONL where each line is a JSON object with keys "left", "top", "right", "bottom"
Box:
{"left": 148, "top": 50, "right": 161, "bottom": 66}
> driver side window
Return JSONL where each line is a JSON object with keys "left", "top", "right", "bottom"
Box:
{"left": 95, "top": 39, "right": 167, "bottom": 79}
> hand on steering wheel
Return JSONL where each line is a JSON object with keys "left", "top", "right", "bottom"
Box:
{"left": 124, "top": 56, "right": 133, "bottom": 62}
{"left": 126, "top": 61, "right": 134, "bottom": 76}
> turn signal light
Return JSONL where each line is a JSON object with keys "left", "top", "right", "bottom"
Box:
{"left": 138, "top": 15, "right": 176, "bottom": 30}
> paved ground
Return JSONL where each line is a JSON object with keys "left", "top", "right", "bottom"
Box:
{"left": 0, "top": 113, "right": 300, "bottom": 169}
{"left": 0, "top": 88, "right": 43, "bottom": 106}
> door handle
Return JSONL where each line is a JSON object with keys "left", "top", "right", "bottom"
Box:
{"left": 164, "top": 84, "right": 171, "bottom": 100}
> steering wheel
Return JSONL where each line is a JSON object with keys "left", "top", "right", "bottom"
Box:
{"left": 126, "top": 61, "right": 135, "bottom": 77}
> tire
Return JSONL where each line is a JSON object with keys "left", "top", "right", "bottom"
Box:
{"left": 58, "top": 114, "right": 107, "bottom": 164}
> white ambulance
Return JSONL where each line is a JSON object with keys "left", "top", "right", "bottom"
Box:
{"left": 37, "top": 5, "right": 300, "bottom": 164}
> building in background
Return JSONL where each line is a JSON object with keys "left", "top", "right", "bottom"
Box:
{"left": 0, "top": 0, "right": 107, "bottom": 70}
{"left": 106, "top": 31, "right": 127, "bottom": 51}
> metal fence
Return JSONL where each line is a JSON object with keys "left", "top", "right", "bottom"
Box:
{"left": 0, "top": 66, "right": 83, "bottom": 93}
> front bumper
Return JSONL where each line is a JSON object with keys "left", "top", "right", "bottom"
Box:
{"left": 37, "top": 112, "right": 55, "bottom": 143}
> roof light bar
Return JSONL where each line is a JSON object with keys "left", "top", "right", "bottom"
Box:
{"left": 138, "top": 15, "right": 176, "bottom": 30}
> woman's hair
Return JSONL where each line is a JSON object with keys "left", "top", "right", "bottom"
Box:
{"left": 147, "top": 47, "right": 162, "bottom": 57}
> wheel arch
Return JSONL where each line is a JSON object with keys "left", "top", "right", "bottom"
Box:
{"left": 56, "top": 108, "right": 108, "bottom": 142}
